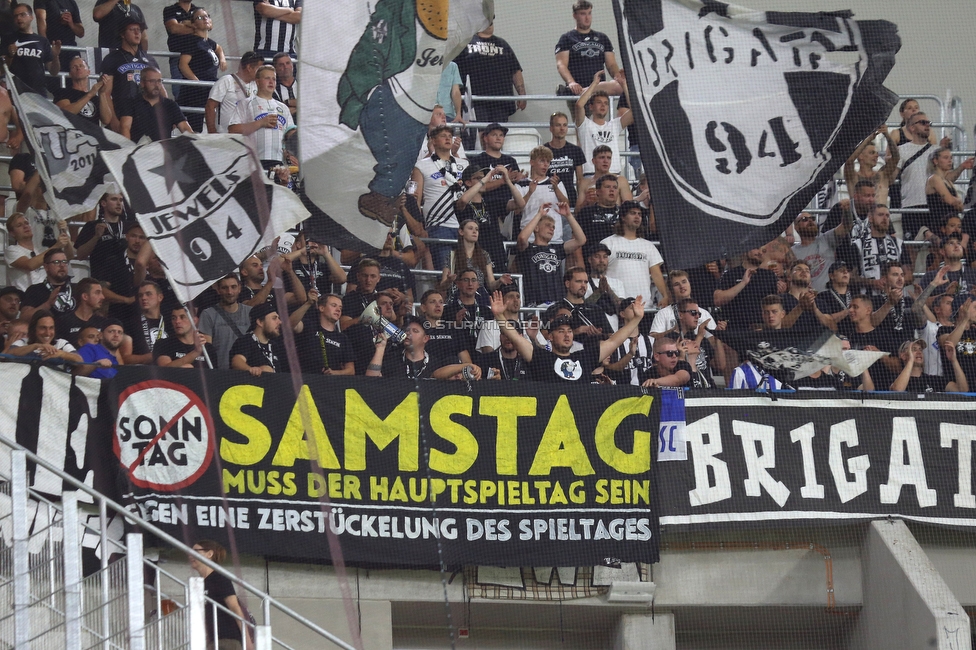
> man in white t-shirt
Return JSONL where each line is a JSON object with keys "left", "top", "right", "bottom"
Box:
{"left": 4, "top": 212, "right": 72, "bottom": 291}
{"left": 229, "top": 64, "right": 293, "bottom": 169}
{"left": 416, "top": 105, "right": 467, "bottom": 164}
{"left": 574, "top": 70, "right": 633, "bottom": 176}
{"left": 601, "top": 202, "right": 669, "bottom": 307}
{"left": 649, "top": 269, "right": 717, "bottom": 339}
{"left": 896, "top": 112, "right": 934, "bottom": 240}
{"left": 205, "top": 51, "right": 262, "bottom": 134}
{"left": 511, "top": 146, "right": 569, "bottom": 244}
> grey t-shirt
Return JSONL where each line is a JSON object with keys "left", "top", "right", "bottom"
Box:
{"left": 199, "top": 304, "right": 252, "bottom": 369}
{"left": 792, "top": 230, "right": 837, "bottom": 292}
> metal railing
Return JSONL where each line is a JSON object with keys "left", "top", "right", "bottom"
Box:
{"left": 0, "top": 430, "right": 356, "bottom": 650}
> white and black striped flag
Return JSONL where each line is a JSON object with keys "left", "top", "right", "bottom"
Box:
{"left": 613, "top": 0, "right": 900, "bottom": 269}
{"left": 5, "top": 68, "right": 133, "bottom": 219}
{"left": 100, "top": 135, "right": 309, "bottom": 303}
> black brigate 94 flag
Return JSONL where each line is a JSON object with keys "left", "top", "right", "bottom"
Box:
{"left": 613, "top": 0, "right": 900, "bottom": 269}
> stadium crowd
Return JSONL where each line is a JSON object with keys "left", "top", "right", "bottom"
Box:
{"left": 0, "top": 0, "right": 974, "bottom": 393}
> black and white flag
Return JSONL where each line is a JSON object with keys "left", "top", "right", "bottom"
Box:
{"left": 613, "top": 0, "right": 900, "bottom": 269}
{"left": 100, "top": 135, "right": 309, "bottom": 303}
{"left": 5, "top": 69, "right": 133, "bottom": 219}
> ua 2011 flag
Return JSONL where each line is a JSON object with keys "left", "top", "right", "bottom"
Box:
{"left": 5, "top": 69, "right": 133, "bottom": 219}
{"left": 299, "top": 0, "right": 489, "bottom": 251}
{"left": 100, "top": 135, "right": 309, "bottom": 303}
{"left": 613, "top": 0, "right": 900, "bottom": 269}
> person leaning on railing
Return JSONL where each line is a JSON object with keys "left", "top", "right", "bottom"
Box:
{"left": 189, "top": 540, "right": 253, "bottom": 650}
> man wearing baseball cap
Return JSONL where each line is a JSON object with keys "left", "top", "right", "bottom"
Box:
{"left": 229, "top": 302, "right": 282, "bottom": 375}
{"left": 814, "top": 260, "right": 855, "bottom": 332}
{"left": 490, "top": 289, "right": 646, "bottom": 382}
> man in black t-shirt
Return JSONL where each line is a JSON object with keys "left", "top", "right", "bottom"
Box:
{"left": 516, "top": 203, "right": 585, "bottom": 307}
{"left": 366, "top": 315, "right": 479, "bottom": 381}
{"left": 153, "top": 304, "right": 214, "bottom": 368}
{"left": 97, "top": 16, "right": 155, "bottom": 108}
{"left": 492, "top": 290, "right": 644, "bottom": 383}
{"left": 34, "top": 0, "right": 81, "bottom": 72}
{"left": 229, "top": 302, "right": 282, "bottom": 375}
{"left": 295, "top": 293, "right": 355, "bottom": 375}
{"left": 454, "top": 22, "right": 524, "bottom": 125}
{"left": 3, "top": 4, "right": 58, "bottom": 96}
{"left": 870, "top": 262, "right": 921, "bottom": 351}
{"left": 121, "top": 280, "right": 169, "bottom": 364}
{"left": 554, "top": 1, "right": 618, "bottom": 97}
{"left": 847, "top": 294, "right": 901, "bottom": 389}
{"left": 575, "top": 174, "right": 619, "bottom": 261}
{"left": 713, "top": 247, "right": 780, "bottom": 330}
{"left": 92, "top": 0, "right": 146, "bottom": 50}
{"left": 345, "top": 292, "right": 402, "bottom": 375}
{"left": 162, "top": 0, "right": 197, "bottom": 90}
{"left": 339, "top": 258, "right": 381, "bottom": 330}
{"left": 74, "top": 192, "right": 127, "bottom": 279}
{"left": 53, "top": 56, "right": 111, "bottom": 127}
{"left": 474, "top": 326, "right": 528, "bottom": 380}
{"left": 939, "top": 299, "right": 976, "bottom": 389}
{"left": 21, "top": 248, "right": 75, "bottom": 320}
{"left": 545, "top": 112, "right": 586, "bottom": 207}
{"left": 89, "top": 220, "right": 143, "bottom": 322}
{"left": 55, "top": 277, "right": 108, "bottom": 342}
{"left": 559, "top": 266, "right": 610, "bottom": 342}
{"left": 466, "top": 124, "right": 522, "bottom": 267}
{"left": 418, "top": 289, "right": 470, "bottom": 364}
{"left": 443, "top": 269, "right": 491, "bottom": 358}
{"left": 119, "top": 67, "right": 191, "bottom": 142}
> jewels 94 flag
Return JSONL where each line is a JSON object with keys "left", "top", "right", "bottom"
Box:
{"left": 613, "top": 0, "right": 900, "bottom": 269}
{"left": 5, "top": 70, "right": 133, "bottom": 219}
{"left": 100, "top": 135, "right": 309, "bottom": 304}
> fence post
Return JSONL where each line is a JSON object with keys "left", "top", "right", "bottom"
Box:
{"left": 11, "top": 449, "right": 31, "bottom": 649}
{"left": 188, "top": 576, "right": 207, "bottom": 650}
{"left": 126, "top": 533, "right": 146, "bottom": 650}
{"left": 63, "top": 492, "right": 83, "bottom": 650}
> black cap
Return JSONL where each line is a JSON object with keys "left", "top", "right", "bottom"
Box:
{"left": 403, "top": 315, "right": 427, "bottom": 330}
{"left": 589, "top": 242, "right": 612, "bottom": 257}
{"left": 828, "top": 260, "right": 850, "bottom": 274}
{"left": 248, "top": 302, "right": 276, "bottom": 331}
{"left": 118, "top": 15, "right": 144, "bottom": 33}
{"left": 0, "top": 286, "right": 24, "bottom": 300}
{"left": 499, "top": 283, "right": 520, "bottom": 296}
{"left": 549, "top": 315, "right": 573, "bottom": 331}
{"left": 618, "top": 296, "right": 636, "bottom": 314}
{"left": 482, "top": 122, "right": 508, "bottom": 136}
{"left": 461, "top": 165, "right": 489, "bottom": 182}
{"left": 101, "top": 318, "right": 124, "bottom": 330}
{"left": 619, "top": 200, "right": 643, "bottom": 215}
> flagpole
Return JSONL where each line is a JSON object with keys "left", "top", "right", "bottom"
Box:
{"left": 4, "top": 65, "right": 59, "bottom": 212}
{"left": 185, "top": 301, "right": 214, "bottom": 369}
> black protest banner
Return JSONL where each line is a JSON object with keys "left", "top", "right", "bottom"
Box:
{"left": 658, "top": 394, "right": 976, "bottom": 528}
{"left": 110, "top": 368, "right": 661, "bottom": 567}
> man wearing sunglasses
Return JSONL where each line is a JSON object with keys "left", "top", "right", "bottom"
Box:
{"left": 639, "top": 337, "right": 691, "bottom": 389}
{"left": 896, "top": 112, "right": 967, "bottom": 240}
{"left": 650, "top": 269, "right": 719, "bottom": 339}
{"left": 792, "top": 210, "right": 852, "bottom": 291}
